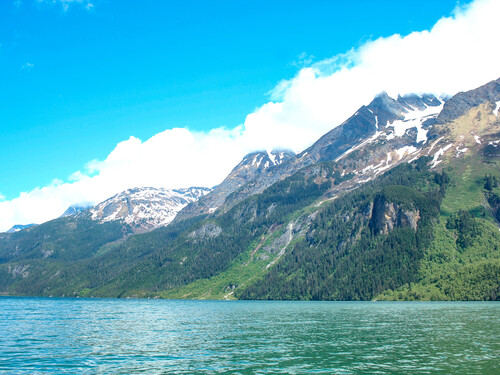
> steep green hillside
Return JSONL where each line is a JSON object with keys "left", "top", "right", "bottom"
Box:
{"left": 240, "top": 144, "right": 500, "bottom": 301}
{"left": 377, "top": 154, "right": 500, "bottom": 300}
{"left": 0, "top": 216, "right": 129, "bottom": 263}
{"left": 239, "top": 160, "right": 444, "bottom": 300}
{"left": 0, "top": 216, "right": 131, "bottom": 296}
{"left": 159, "top": 205, "right": 316, "bottom": 300}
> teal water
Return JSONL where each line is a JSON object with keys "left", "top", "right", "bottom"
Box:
{"left": 0, "top": 298, "right": 498, "bottom": 374}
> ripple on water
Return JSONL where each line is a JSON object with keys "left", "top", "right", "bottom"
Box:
{"left": 0, "top": 299, "right": 498, "bottom": 374}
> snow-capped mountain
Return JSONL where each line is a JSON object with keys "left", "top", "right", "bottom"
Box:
{"left": 89, "top": 187, "right": 211, "bottom": 232}
{"left": 294, "top": 92, "right": 443, "bottom": 168}
{"left": 175, "top": 150, "right": 295, "bottom": 220}
{"left": 207, "top": 93, "right": 446, "bottom": 214}
{"left": 291, "top": 79, "right": 498, "bottom": 194}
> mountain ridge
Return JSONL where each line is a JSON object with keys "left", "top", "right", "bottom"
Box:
{"left": 0, "top": 77, "right": 498, "bottom": 300}
{"left": 206, "top": 92, "right": 445, "bottom": 216}
{"left": 175, "top": 149, "right": 295, "bottom": 221}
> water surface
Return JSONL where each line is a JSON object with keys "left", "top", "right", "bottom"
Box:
{"left": 0, "top": 298, "right": 498, "bottom": 374}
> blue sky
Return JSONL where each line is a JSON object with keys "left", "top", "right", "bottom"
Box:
{"left": 2, "top": 0, "right": 500, "bottom": 231}
{"left": 1, "top": 0, "right": 466, "bottom": 199}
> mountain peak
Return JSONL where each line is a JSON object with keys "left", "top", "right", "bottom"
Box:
{"left": 238, "top": 149, "right": 295, "bottom": 170}
{"left": 297, "top": 92, "right": 442, "bottom": 166}
{"left": 5, "top": 223, "right": 37, "bottom": 234}
{"left": 60, "top": 203, "right": 92, "bottom": 218}
{"left": 174, "top": 150, "right": 296, "bottom": 220}
{"left": 89, "top": 186, "right": 211, "bottom": 233}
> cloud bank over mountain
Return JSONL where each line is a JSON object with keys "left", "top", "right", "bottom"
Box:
{"left": 1, "top": 0, "right": 499, "bottom": 231}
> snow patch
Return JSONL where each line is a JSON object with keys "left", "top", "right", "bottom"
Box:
{"left": 362, "top": 164, "right": 377, "bottom": 173}
{"left": 396, "top": 146, "right": 419, "bottom": 160}
{"left": 456, "top": 146, "right": 468, "bottom": 157}
{"left": 493, "top": 101, "right": 500, "bottom": 117}
{"left": 357, "top": 177, "right": 372, "bottom": 184}
{"left": 267, "top": 150, "right": 277, "bottom": 165}
{"left": 471, "top": 132, "right": 482, "bottom": 144}
{"left": 427, "top": 136, "right": 444, "bottom": 155}
{"left": 431, "top": 143, "right": 453, "bottom": 168}
{"left": 488, "top": 140, "right": 500, "bottom": 148}
{"left": 374, "top": 153, "right": 393, "bottom": 174}
{"left": 365, "top": 152, "right": 395, "bottom": 176}
{"left": 403, "top": 102, "right": 443, "bottom": 121}
{"left": 385, "top": 133, "right": 395, "bottom": 141}
{"left": 386, "top": 103, "right": 442, "bottom": 144}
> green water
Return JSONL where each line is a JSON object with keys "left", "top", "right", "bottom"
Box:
{"left": 0, "top": 298, "right": 498, "bottom": 374}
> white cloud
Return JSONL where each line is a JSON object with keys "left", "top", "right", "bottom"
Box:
{"left": 264, "top": 0, "right": 500, "bottom": 133}
{"left": 292, "top": 52, "right": 315, "bottom": 68}
{"left": 0, "top": 127, "right": 250, "bottom": 231}
{"left": 1, "top": 0, "right": 500, "bottom": 231}
{"left": 21, "top": 62, "right": 34, "bottom": 71}
{"left": 37, "top": 0, "right": 94, "bottom": 11}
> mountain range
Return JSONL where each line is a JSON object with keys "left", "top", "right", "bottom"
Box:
{"left": 0, "top": 78, "right": 498, "bottom": 300}
{"left": 5, "top": 187, "right": 212, "bottom": 235}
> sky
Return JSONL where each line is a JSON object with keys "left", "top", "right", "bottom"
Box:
{"left": 1, "top": 0, "right": 500, "bottom": 231}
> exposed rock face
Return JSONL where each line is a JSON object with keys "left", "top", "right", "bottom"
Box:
{"left": 425, "top": 96, "right": 500, "bottom": 170}
{"left": 8, "top": 264, "right": 30, "bottom": 278}
{"left": 188, "top": 223, "right": 222, "bottom": 242}
{"left": 369, "top": 196, "right": 420, "bottom": 235}
{"left": 436, "top": 78, "right": 500, "bottom": 124}
{"left": 89, "top": 187, "right": 211, "bottom": 232}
